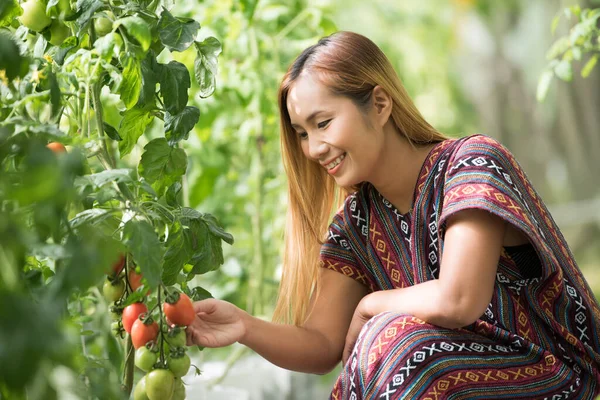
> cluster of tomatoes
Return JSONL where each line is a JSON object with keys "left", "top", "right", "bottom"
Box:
{"left": 103, "top": 255, "right": 196, "bottom": 400}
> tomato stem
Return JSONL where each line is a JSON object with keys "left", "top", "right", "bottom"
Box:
{"left": 157, "top": 284, "right": 166, "bottom": 365}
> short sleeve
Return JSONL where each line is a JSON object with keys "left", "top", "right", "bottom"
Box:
{"left": 439, "top": 135, "right": 537, "bottom": 236}
{"left": 320, "top": 203, "right": 375, "bottom": 292}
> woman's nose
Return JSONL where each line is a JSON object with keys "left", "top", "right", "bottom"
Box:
{"left": 308, "top": 137, "right": 329, "bottom": 160}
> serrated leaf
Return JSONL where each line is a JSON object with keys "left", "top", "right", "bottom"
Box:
{"left": 0, "top": 0, "right": 21, "bottom": 28}
{"left": 536, "top": 69, "right": 554, "bottom": 102}
{"left": 166, "top": 181, "right": 182, "bottom": 207}
{"left": 123, "top": 220, "right": 165, "bottom": 288}
{"left": 88, "top": 168, "right": 133, "bottom": 186}
{"left": 139, "top": 53, "right": 161, "bottom": 106}
{"left": 114, "top": 16, "right": 151, "bottom": 52}
{"left": 164, "top": 106, "right": 200, "bottom": 145}
{"left": 159, "top": 61, "right": 190, "bottom": 115}
{"left": 118, "top": 106, "right": 154, "bottom": 157}
{"left": 201, "top": 213, "right": 234, "bottom": 245}
{"left": 157, "top": 9, "right": 200, "bottom": 52}
{"left": 194, "top": 37, "right": 221, "bottom": 98}
{"left": 138, "top": 138, "right": 187, "bottom": 194}
{"left": 162, "top": 222, "right": 192, "bottom": 285}
{"left": 69, "top": 208, "right": 111, "bottom": 228}
{"left": 581, "top": 54, "right": 598, "bottom": 78}
{"left": 120, "top": 55, "right": 142, "bottom": 109}
{"left": 103, "top": 122, "right": 122, "bottom": 141}
{"left": 190, "top": 230, "right": 223, "bottom": 275}
{"left": 75, "top": 0, "right": 104, "bottom": 32}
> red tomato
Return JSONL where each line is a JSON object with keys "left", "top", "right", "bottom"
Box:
{"left": 129, "top": 270, "right": 144, "bottom": 291}
{"left": 111, "top": 254, "right": 125, "bottom": 275}
{"left": 46, "top": 142, "right": 66, "bottom": 153}
{"left": 163, "top": 293, "right": 195, "bottom": 327}
{"left": 131, "top": 316, "right": 159, "bottom": 349}
{"left": 122, "top": 302, "right": 148, "bottom": 333}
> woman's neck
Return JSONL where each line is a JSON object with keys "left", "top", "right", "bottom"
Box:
{"left": 368, "top": 132, "right": 437, "bottom": 214}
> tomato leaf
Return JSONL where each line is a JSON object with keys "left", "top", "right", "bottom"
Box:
{"left": 69, "top": 208, "right": 112, "bottom": 228}
{"left": 165, "top": 181, "right": 182, "bottom": 207}
{"left": 164, "top": 106, "right": 200, "bottom": 145}
{"left": 194, "top": 37, "right": 221, "bottom": 98}
{"left": 190, "top": 286, "right": 213, "bottom": 301}
{"left": 88, "top": 168, "right": 133, "bottom": 187}
{"left": 103, "top": 122, "right": 122, "bottom": 141}
{"left": 201, "top": 213, "right": 234, "bottom": 245}
{"left": 120, "top": 54, "right": 142, "bottom": 110}
{"left": 0, "top": 32, "right": 30, "bottom": 82}
{"left": 75, "top": 0, "right": 104, "bottom": 32}
{"left": 159, "top": 61, "right": 190, "bottom": 115}
{"left": 114, "top": 16, "right": 151, "bottom": 52}
{"left": 138, "top": 138, "right": 187, "bottom": 195}
{"left": 118, "top": 106, "right": 154, "bottom": 157}
{"left": 123, "top": 220, "right": 165, "bottom": 289}
{"left": 138, "top": 53, "right": 161, "bottom": 106}
{"left": 162, "top": 222, "right": 192, "bottom": 285}
{"left": 157, "top": 9, "right": 199, "bottom": 52}
{"left": 0, "top": 0, "right": 21, "bottom": 28}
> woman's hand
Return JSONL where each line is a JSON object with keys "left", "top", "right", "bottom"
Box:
{"left": 342, "top": 298, "right": 373, "bottom": 365}
{"left": 185, "top": 299, "right": 247, "bottom": 348}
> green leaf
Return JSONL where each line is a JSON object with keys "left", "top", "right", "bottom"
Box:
{"left": 201, "top": 213, "right": 234, "bottom": 245}
{"left": 114, "top": 16, "right": 151, "bottom": 52}
{"left": 120, "top": 55, "right": 142, "bottom": 109}
{"left": 103, "top": 122, "right": 122, "bottom": 141}
{"left": 164, "top": 106, "right": 200, "bottom": 145}
{"left": 162, "top": 222, "right": 192, "bottom": 285}
{"left": 0, "top": 32, "right": 30, "bottom": 82}
{"left": 536, "top": 69, "right": 554, "bottom": 102}
{"left": 165, "top": 181, "right": 182, "bottom": 207}
{"left": 159, "top": 61, "right": 190, "bottom": 115}
{"left": 550, "top": 13, "right": 561, "bottom": 35}
{"left": 69, "top": 208, "right": 112, "bottom": 228}
{"left": 138, "top": 53, "right": 161, "bottom": 106}
{"left": 88, "top": 168, "right": 133, "bottom": 186}
{"left": 75, "top": 0, "right": 104, "bottom": 32}
{"left": 0, "top": 0, "right": 21, "bottom": 28}
{"left": 189, "top": 229, "right": 224, "bottom": 275}
{"left": 138, "top": 138, "right": 187, "bottom": 194}
{"left": 123, "top": 220, "right": 165, "bottom": 288}
{"left": 157, "top": 9, "right": 200, "bottom": 52}
{"left": 190, "top": 286, "right": 213, "bottom": 301}
{"left": 118, "top": 106, "right": 154, "bottom": 157}
{"left": 194, "top": 37, "right": 222, "bottom": 98}
{"left": 554, "top": 59, "right": 573, "bottom": 81}
{"left": 581, "top": 54, "right": 598, "bottom": 78}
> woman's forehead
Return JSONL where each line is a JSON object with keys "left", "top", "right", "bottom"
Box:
{"left": 286, "top": 74, "right": 338, "bottom": 120}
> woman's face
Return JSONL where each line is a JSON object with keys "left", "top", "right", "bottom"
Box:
{"left": 286, "top": 72, "right": 383, "bottom": 187}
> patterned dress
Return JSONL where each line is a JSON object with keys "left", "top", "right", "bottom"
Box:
{"left": 321, "top": 135, "right": 600, "bottom": 399}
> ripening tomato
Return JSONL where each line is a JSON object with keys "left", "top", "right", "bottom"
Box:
{"left": 145, "top": 369, "right": 175, "bottom": 400}
{"left": 103, "top": 278, "right": 125, "bottom": 302}
{"left": 133, "top": 375, "right": 150, "bottom": 400}
{"left": 110, "top": 254, "right": 125, "bottom": 276}
{"left": 163, "top": 293, "right": 195, "bottom": 326}
{"left": 135, "top": 346, "right": 158, "bottom": 372}
{"left": 46, "top": 142, "right": 67, "bottom": 153}
{"left": 48, "top": 20, "right": 70, "bottom": 46}
{"left": 131, "top": 316, "right": 159, "bottom": 349}
{"left": 167, "top": 353, "right": 190, "bottom": 378}
{"left": 129, "top": 270, "right": 144, "bottom": 291}
{"left": 122, "top": 302, "right": 148, "bottom": 333}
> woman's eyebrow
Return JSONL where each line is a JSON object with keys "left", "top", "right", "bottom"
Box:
{"left": 290, "top": 110, "right": 326, "bottom": 129}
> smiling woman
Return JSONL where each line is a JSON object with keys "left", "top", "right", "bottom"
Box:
{"left": 184, "top": 31, "right": 600, "bottom": 399}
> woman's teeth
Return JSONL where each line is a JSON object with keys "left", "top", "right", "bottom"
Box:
{"left": 326, "top": 153, "right": 346, "bottom": 170}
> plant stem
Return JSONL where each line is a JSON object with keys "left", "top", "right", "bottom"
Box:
{"left": 122, "top": 336, "right": 135, "bottom": 396}
{"left": 91, "top": 81, "right": 115, "bottom": 169}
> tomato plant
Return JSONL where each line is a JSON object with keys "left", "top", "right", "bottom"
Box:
{"left": 0, "top": 0, "right": 230, "bottom": 397}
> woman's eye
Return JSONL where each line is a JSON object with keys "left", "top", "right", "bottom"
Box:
{"left": 317, "top": 119, "right": 331, "bottom": 129}
{"left": 298, "top": 132, "right": 308, "bottom": 140}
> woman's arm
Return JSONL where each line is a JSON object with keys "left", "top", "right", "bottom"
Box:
{"left": 188, "top": 267, "right": 369, "bottom": 374}
{"left": 362, "top": 208, "right": 505, "bottom": 327}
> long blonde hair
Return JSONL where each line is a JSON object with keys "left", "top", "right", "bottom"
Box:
{"left": 274, "top": 31, "right": 448, "bottom": 325}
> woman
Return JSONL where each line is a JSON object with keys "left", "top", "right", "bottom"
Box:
{"left": 186, "top": 31, "right": 600, "bottom": 399}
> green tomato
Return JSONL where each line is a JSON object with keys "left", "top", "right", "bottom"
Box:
{"left": 135, "top": 346, "right": 158, "bottom": 372}
{"left": 133, "top": 375, "right": 150, "bottom": 400}
{"left": 57, "top": 0, "right": 74, "bottom": 18}
{"left": 19, "top": 0, "right": 52, "bottom": 32}
{"left": 103, "top": 279, "right": 125, "bottom": 302}
{"left": 167, "top": 327, "right": 187, "bottom": 348}
{"left": 94, "top": 17, "right": 113, "bottom": 37}
{"left": 49, "top": 21, "right": 70, "bottom": 46}
{"left": 172, "top": 378, "right": 185, "bottom": 400}
{"left": 168, "top": 353, "right": 191, "bottom": 378}
{"left": 145, "top": 369, "right": 174, "bottom": 400}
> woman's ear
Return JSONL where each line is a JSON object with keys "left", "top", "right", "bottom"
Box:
{"left": 371, "top": 85, "right": 393, "bottom": 126}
